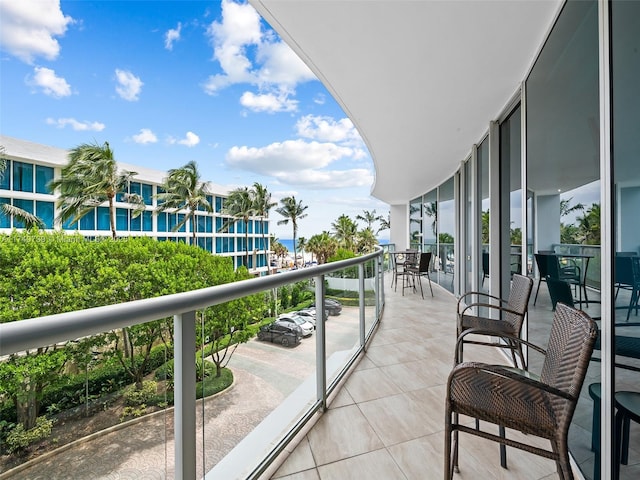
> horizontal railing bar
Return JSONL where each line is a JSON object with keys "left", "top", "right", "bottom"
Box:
{"left": 0, "top": 249, "right": 381, "bottom": 356}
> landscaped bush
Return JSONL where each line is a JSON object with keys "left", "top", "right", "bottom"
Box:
{"left": 123, "top": 380, "right": 158, "bottom": 406}
{"left": 5, "top": 416, "right": 53, "bottom": 453}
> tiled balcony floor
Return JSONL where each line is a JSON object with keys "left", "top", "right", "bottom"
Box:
{"left": 270, "top": 276, "right": 573, "bottom": 480}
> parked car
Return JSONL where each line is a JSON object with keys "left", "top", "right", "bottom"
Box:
{"left": 312, "top": 299, "right": 343, "bottom": 316}
{"left": 257, "top": 320, "right": 303, "bottom": 347}
{"left": 277, "top": 314, "right": 315, "bottom": 337}
{"left": 297, "top": 308, "right": 328, "bottom": 324}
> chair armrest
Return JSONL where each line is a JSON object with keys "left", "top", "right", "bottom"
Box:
{"left": 449, "top": 362, "right": 574, "bottom": 402}
{"left": 456, "top": 328, "right": 547, "bottom": 356}
{"left": 459, "top": 301, "right": 522, "bottom": 320}
{"left": 457, "top": 291, "right": 507, "bottom": 312}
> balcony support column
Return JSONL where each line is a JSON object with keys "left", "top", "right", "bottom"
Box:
{"left": 314, "top": 275, "right": 327, "bottom": 411}
{"left": 359, "top": 263, "right": 366, "bottom": 349}
{"left": 174, "top": 310, "right": 196, "bottom": 480}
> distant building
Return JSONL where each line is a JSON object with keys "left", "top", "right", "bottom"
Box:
{"left": 0, "top": 135, "right": 271, "bottom": 274}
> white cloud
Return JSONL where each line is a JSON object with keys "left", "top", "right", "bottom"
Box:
{"left": 202, "top": 0, "right": 315, "bottom": 103}
{"left": 46, "top": 117, "right": 105, "bottom": 131}
{"left": 0, "top": 0, "right": 73, "bottom": 63}
{"left": 115, "top": 69, "right": 143, "bottom": 101}
{"left": 164, "top": 22, "right": 181, "bottom": 50}
{"left": 28, "top": 66, "right": 71, "bottom": 98}
{"left": 132, "top": 128, "right": 158, "bottom": 144}
{"left": 240, "top": 91, "right": 297, "bottom": 113}
{"left": 296, "top": 115, "right": 364, "bottom": 145}
{"left": 170, "top": 131, "right": 200, "bottom": 147}
{"left": 225, "top": 139, "right": 371, "bottom": 189}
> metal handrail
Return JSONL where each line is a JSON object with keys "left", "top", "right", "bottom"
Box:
{"left": 0, "top": 248, "right": 382, "bottom": 356}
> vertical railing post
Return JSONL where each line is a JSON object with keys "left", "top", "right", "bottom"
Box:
{"left": 314, "top": 275, "right": 327, "bottom": 410}
{"left": 359, "top": 263, "right": 366, "bottom": 348}
{"left": 377, "top": 253, "right": 384, "bottom": 319}
{"left": 174, "top": 311, "right": 196, "bottom": 480}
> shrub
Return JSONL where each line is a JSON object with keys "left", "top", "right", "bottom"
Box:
{"left": 123, "top": 380, "right": 158, "bottom": 406}
{"left": 5, "top": 416, "right": 54, "bottom": 453}
{"left": 120, "top": 405, "right": 147, "bottom": 422}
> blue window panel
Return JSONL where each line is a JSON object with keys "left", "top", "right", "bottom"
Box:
{"left": 13, "top": 198, "right": 33, "bottom": 228}
{"left": 13, "top": 161, "right": 33, "bottom": 192}
{"left": 205, "top": 216, "right": 213, "bottom": 233}
{"left": 216, "top": 217, "right": 224, "bottom": 232}
{"left": 205, "top": 237, "right": 212, "bottom": 252}
{"left": 130, "top": 213, "right": 141, "bottom": 231}
{"left": 156, "top": 186, "right": 165, "bottom": 206}
{"left": 35, "top": 165, "right": 54, "bottom": 194}
{"left": 36, "top": 201, "right": 54, "bottom": 229}
{"left": 178, "top": 214, "right": 186, "bottom": 232}
{"left": 215, "top": 196, "right": 223, "bottom": 212}
{"left": 142, "top": 184, "right": 153, "bottom": 205}
{"left": 158, "top": 212, "right": 167, "bottom": 232}
{"left": 197, "top": 237, "right": 206, "bottom": 249}
{"left": 97, "top": 207, "right": 110, "bottom": 230}
{"left": 158, "top": 236, "right": 166, "bottom": 242}
{"left": 63, "top": 216, "right": 76, "bottom": 230}
{"left": 80, "top": 209, "right": 95, "bottom": 230}
{"left": 142, "top": 211, "right": 152, "bottom": 231}
{"left": 129, "top": 182, "right": 141, "bottom": 198}
{"left": 237, "top": 221, "right": 246, "bottom": 234}
{"left": 0, "top": 197, "right": 10, "bottom": 227}
{"left": 264, "top": 221, "right": 269, "bottom": 234}
{"left": 216, "top": 237, "right": 222, "bottom": 253}
{"left": 116, "top": 208, "right": 128, "bottom": 231}
{"left": 248, "top": 220, "right": 253, "bottom": 234}
{"left": 249, "top": 238, "right": 253, "bottom": 251}
{"left": 0, "top": 162, "right": 9, "bottom": 190}
{"left": 197, "top": 215, "right": 205, "bottom": 233}
{"left": 207, "top": 195, "right": 213, "bottom": 211}
{"left": 168, "top": 213, "right": 177, "bottom": 231}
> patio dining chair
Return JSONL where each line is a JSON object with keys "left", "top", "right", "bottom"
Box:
{"left": 406, "top": 251, "right": 434, "bottom": 298}
{"left": 445, "top": 302, "right": 598, "bottom": 480}
{"left": 533, "top": 253, "right": 582, "bottom": 306}
{"left": 456, "top": 273, "right": 534, "bottom": 369}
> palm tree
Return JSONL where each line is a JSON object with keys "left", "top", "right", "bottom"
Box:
{"left": 377, "top": 212, "right": 390, "bottom": 234}
{"left": 307, "top": 231, "right": 338, "bottom": 265}
{"left": 276, "top": 196, "right": 308, "bottom": 268}
{"left": 252, "top": 182, "right": 276, "bottom": 272}
{"left": 0, "top": 146, "right": 45, "bottom": 229}
{"left": 356, "top": 209, "right": 383, "bottom": 230}
{"left": 221, "top": 187, "right": 255, "bottom": 267}
{"left": 331, "top": 214, "right": 358, "bottom": 252}
{"left": 357, "top": 227, "right": 378, "bottom": 254}
{"left": 49, "top": 141, "right": 145, "bottom": 239}
{"left": 297, "top": 236, "right": 307, "bottom": 264}
{"left": 155, "top": 160, "right": 212, "bottom": 246}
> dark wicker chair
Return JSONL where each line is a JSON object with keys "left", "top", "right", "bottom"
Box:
{"left": 406, "top": 251, "right": 433, "bottom": 298}
{"left": 456, "top": 273, "right": 534, "bottom": 369}
{"left": 445, "top": 302, "right": 598, "bottom": 480}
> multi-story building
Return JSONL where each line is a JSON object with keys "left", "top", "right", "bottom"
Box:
{"left": 0, "top": 135, "right": 271, "bottom": 274}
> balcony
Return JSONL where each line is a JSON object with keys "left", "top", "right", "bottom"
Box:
{"left": 1, "top": 247, "right": 616, "bottom": 479}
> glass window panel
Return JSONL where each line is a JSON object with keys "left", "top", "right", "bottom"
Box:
{"left": 0, "top": 161, "right": 9, "bottom": 190}
{"left": 13, "top": 198, "right": 33, "bottom": 228}
{"left": 97, "top": 207, "right": 111, "bottom": 230}
{"left": 36, "top": 201, "right": 54, "bottom": 229}
{"left": 80, "top": 209, "right": 95, "bottom": 230}
{"left": 437, "top": 178, "right": 455, "bottom": 293}
{"left": 142, "top": 211, "right": 152, "bottom": 232}
{"left": 116, "top": 208, "right": 128, "bottom": 231}
{"left": 130, "top": 212, "right": 141, "bottom": 231}
{"left": 142, "top": 183, "right": 153, "bottom": 205}
{"left": 177, "top": 214, "right": 185, "bottom": 232}
{"left": 13, "top": 161, "right": 33, "bottom": 192}
{"left": 35, "top": 165, "right": 54, "bottom": 194}
{"left": 158, "top": 212, "right": 167, "bottom": 232}
{"left": 525, "top": 1, "right": 599, "bottom": 476}
{"left": 409, "top": 196, "right": 422, "bottom": 250}
{"left": 0, "top": 197, "right": 10, "bottom": 227}
{"left": 206, "top": 216, "right": 212, "bottom": 233}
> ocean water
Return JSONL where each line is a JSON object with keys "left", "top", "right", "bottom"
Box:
{"left": 279, "top": 239, "right": 295, "bottom": 251}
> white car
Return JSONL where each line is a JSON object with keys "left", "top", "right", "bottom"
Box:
{"left": 294, "top": 309, "right": 317, "bottom": 326}
{"left": 278, "top": 314, "right": 315, "bottom": 337}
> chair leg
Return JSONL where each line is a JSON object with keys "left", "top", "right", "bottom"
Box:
{"left": 427, "top": 273, "right": 434, "bottom": 296}
{"left": 499, "top": 425, "right": 507, "bottom": 469}
{"left": 533, "top": 279, "right": 541, "bottom": 305}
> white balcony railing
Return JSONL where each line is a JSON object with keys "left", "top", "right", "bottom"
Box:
{"left": 0, "top": 247, "right": 386, "bottom": 479}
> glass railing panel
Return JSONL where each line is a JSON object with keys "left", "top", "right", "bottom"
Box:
{"left": 0, "top": 319, "right": 172, "bottom": 478}
{"left": 202, "top": 286, "right": 318, "bottom": 478}
{"left": 324, "top": 264, "right": 363, "bottom": 389}
{"left": 364, "top": 257, "right": 380, "bottom": 340}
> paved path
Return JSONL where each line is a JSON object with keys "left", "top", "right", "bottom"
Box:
{"left": 5, "top": 367, "right": 284, "bottom": 480}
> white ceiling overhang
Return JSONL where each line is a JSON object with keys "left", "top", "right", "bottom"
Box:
{"left": 249, "top": 0, "right": 563, "bottom": 205}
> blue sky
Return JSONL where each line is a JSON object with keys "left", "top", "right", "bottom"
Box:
{"left": 0, "top": 0, "right": 389, "bottom": 240}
